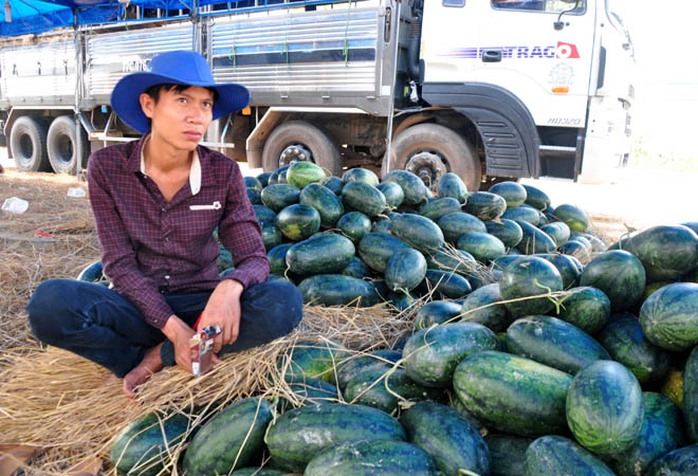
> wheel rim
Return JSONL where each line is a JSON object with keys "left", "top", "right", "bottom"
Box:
{"left": 17, "top": 134, "right": 35, "bottom": 166}
{"left": 279, "top": 144, "right": 313, "bottom": 166}
{"left": 404, "top": 151, "right": 447, "bottom": 189}
{"left": 55, "top": 133, "right": 74, "bottom": 166}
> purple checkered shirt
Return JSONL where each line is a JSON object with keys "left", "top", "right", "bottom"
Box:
{"left": 87, "top": 136, "right": 269, "bottom": 329}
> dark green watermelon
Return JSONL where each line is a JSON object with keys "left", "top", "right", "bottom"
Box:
{"left": 683, "top": 345, "right": 698, "bottom": 442}
{"left": 464, "top": 191, "right": 507, "bottom": 221}
{"left": 607, "top": 392, "right": 686, "bottom": 476}
{"left": 459, "top": 283, "right": 514, "bottom": 333}
{"left": 566, "top": 360, "right": 644, "bottom": 456}
{"left": 342, "top": 167, "right": 380, "bottom": 186}
{"left": 376, "top": 181, "right": 405, "bottom": 209}
{"left": 358, "top": 232, "right": 412, "bottom": 273}
{"left": 456, "top": 231, "right": 507, "bottom": 264}
{"left": 489, "top": 181, "right": 527, "bottom": 208}
{"left": 391, "top": 212, "right": 445, "bottom": 253}
{"left": 419, "top": 197, "right": 462, "bottom": 222}
{"left": 385, "top": 248, "right": 427, "bottom": 294}
{"left": 540, "top": 221, "right": 571, "bottom": 247}
{"left": 438, "top": 212, "right": 487, "bottom": 243}
{"left": 260, "top": 183, "right": 301, "bottom": 212}
{"left": 553, "top": 203, "right": 589, "bottom": 232}
{"left": 579, "top": 250, "right": 646, "bottom": 312}
{"left": 524, "top": 435, "right": 614, "bottom": 476}
{"left": 425, "top": 247, "right": 479, "bottom": 277}
{"left": 382, "top": 169, "right": 430, "bottom": 206}
{"left": 515, "top": 220, "right": 557, "bottom": 254}
{"left": 341, "top": 180, "right": 388, "bottom": 218}
{"left": 299, "top": 183, "right": 344, "bottom": 228}
{"left": 639, "top": 282, "right": 698, "bottom": 352}
{"left": 437, "top": 172, "right": 469, "bottom": 204}
{"left": 499, "top": 256, "right": 563, "bottom": 317}
{"left": 413, "top": 300, "right": 464, "bottom": 330}
{"left": 646, "top": 444, "right": 698, "bottom": 476}
{"left": 275, "top": 203, "right": 321, "bottom": 241}
{"left": 485, "top": 219, "right": 524, "bottom": 249}
{"left": 501, "top": 205, "right": 542, "bottom": 226}
{"left": 486, "top": 434, "right": 534, "bottom": 476}
{"left": 522, "top": 184, "right": 551, "bottom": 211}
{"left": 336, "top": 211, "right": 372, "bottom": 243}
{"left": 540, "top": 253, "right": 583, "bottom": 289}
{"left": 597, "top": 313, "right": 672, "bottom": 384}
{"left": 625, "top": 225, "right": 698, "bottom": 282}
{"left": 555, "top": 286, "right": 611, "bottom": 335}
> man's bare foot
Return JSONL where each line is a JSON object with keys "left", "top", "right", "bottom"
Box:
{"left": 123, "top": 344, "right": 164, "bottom": 399}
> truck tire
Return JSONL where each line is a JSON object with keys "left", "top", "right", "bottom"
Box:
{"left": 47, "top": 115, "right": 89, "bottom": 175}
{"left": 383, "top": 123, "right": 481, "bottom": 192}
{"left": 262, "top": 120, "right": 342, "bottom": 176}
{"left": 9, "top": 116, "right": 50, "bottom": 172}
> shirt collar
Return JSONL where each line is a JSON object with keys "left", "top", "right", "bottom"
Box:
{"left": 139, "top": 134, "right": 202, "bottom": 196}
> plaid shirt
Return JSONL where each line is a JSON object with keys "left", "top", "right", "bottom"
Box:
{"left": 87, "top": 136, "right": 269, "bottom": 329}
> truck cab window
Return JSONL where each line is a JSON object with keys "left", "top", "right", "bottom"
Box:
{"left": 492, "top": 0, "right": 585, "bottom": 13}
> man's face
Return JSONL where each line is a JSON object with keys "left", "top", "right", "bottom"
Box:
{"left": 140, "top": 85, "right": 215, "bottom": 151}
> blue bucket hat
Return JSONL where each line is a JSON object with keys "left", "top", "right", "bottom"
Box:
{"left": 110, "top": 50, "right": 250, "bottom": 134}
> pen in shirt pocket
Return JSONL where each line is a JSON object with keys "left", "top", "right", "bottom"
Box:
{"left": 190, "top": 201, "right": 221, "bottom": 211}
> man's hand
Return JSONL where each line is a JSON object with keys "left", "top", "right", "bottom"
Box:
{"left": 198, "top": 279, "right": 244, "bottom": 353}
{"left": 161, "top": 314, "right": 196, "bottom": 373}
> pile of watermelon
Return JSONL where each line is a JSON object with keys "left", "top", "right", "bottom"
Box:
{"left": 108, "top": 162, "right": 698, "bottom": 475}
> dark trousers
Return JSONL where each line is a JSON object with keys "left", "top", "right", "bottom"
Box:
{"left": 27, "top": 278, "right": 303, "bottom": 377}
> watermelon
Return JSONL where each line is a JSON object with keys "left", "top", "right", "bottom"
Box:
{"left": 558, "top": 238, "right": 592, "bottom": 264}
{"left": 425, "top": 246, "right": 478, "bottom": 277}
{"left": 231, "top": 468, "right": 286, "bottom": 476}
{"left": 259, "top": 183, "right": 300, "bottom": 212}
{"left": 320, "top": 175, "right": 344, "bottom": 194}
{"left": 506, "top": 315, "right": 611, "bottom": 374}
{"left": 662, "top": 367, "right": 684, "bottom": 408}
{"left": 597, "top": 313, "right": 672, "bottom": 384}
{"left": 646, "top": 444, "right": 698, "bottom": 476}
{"left": 390, "top": 212, "right": 445, "bottom": 253}
{"left": 553, "top": 203, "right": 589, "bottom": 232}
{"left": 275, "top": 203, "right": 321, "bottom": 241}
{"left": 256, "top": 171, "right": 272, "bottom": 187}
{"left": 624, "top": 224, "right": 698, "bottom": 281}
{"left": 260, "top": 222, "right": 283, "bottom": 250}
{"left": 437, "top": 172, "right": 468, "bottom": 204}
{"left": 267, "top": 243, "right": 292, "bottom": 275}
{"left": 489, "top": 180, "right": 527, "bottom": 208}
{"left": 413, "top": 300, "right": 464, "bottom": 329}
{"left": 463, "top": 191, "right": 507, "bottom": 221}
{"left": 685, "top": 346, "right": 698, "bottom": 442}
{"left": 499, "top": 255, "right": 563, "bottom": 317}
{"left": 420, "top": 269, "right": 472, "bottom": 300}
{"left": 437, "top": 211, "right": 487, "bottom": 243}
{"left": 340, "top": 256, "right": 372, "bottom": 279}
{"left": 382, "top": 169, "right": 430, "bottom": 206}
{"left": 335, "top": 349, "right": 402, "bottom": 391}
{"left": 540, "top": 221, "right": 571, "bottom": 247}
{"left": 515, "top": 220, "right": 557, "bottom": 254}
{"left": 459, "top": 283, "right": 514, "bottom": 332}
{"left": 385, "top": 248, "right": 427, "bottom": 293}
{"left": 280, "top": 338, "right": 348, "bottom": 383}
{"left": 555, "top": 286, "right": 611, "bottom": 335}
{"left": 341, "top": 180, "right": 387, "bottom": 218}
{"left": 287, "top": 376, "right": 340, "bottom": 404}
{"left": 110, "top": 412, "right": 189, "bottom": 476}
{"left": 337, "top": 210, "right": 372, "bottom": 243}
{"left": 343, "top": 366, "right": 446, "bottom": 414}
{"left": 580, "top": 250, "right": 646, "bottom": 312}
{"left": 299, "top": 274, "right": 381, "bottom": 307}
{"left": 358, "top": 232, "right": 412, "bottom": 273}
{"left": 244, "top": 175, "right": 263, "bottom": 191}
{"left": 453, "top": 350, "right": 573, "bottom": 437}
{"left": 183, "top": 398, "right": 273, "bottom": 475}
{"left": 607, "top": 392, "right": 686, "bottom": 476}
{"left": 485, "top": 219, "right": 524, "bottom": 249}
{"left": 77, "top": 260, "right": 107, "bottom": 284}
{"left": 540, "top": 253, "right": 583, "bottom": 289}
{"left": 246, "top": 187, "right": 261, "bottom": 204}
{"left": 252, "top": 204, "right": 277, "bottom": 225}
{"left": 639, "top": 282, "right": 698, "bottom": 351}
{"left": 264, "top": 403, "right": 407, "bottom": 472}
{"left": 403, "top": 322, "right": 500, "bottom": 387}
{"left": 299, "top": 182, "right": 344, "bottom": 228}
{"left": 501, "top": 205, "right": 542, "bottom": 226}
{"left": 400, "top": 401, "right": 490, "bottom": 476}
{"left": 456, "top": 231, "right": 507, "bottom": 263}
{"left": 486, "top": 434, "right": 534, "bottom": 476}
{"left": 418, "top": 197, "right": 462, "bottom": 222}
{"left": 376, "top": 180, "right": 405, "bottom": 209}
{"left": 285, "top": 161, "right": 326, "bottom": 188}
{"left": 304, "top": 439, "right": 439, "bottom": 476}
{"left": 566, "top": 360, "right": 644, "bottom": 456}
{"left": 524, "top": 435, "right": 615, "bottom": 476}
{"left": 522, "top": 184, "right": 551, "bottom": 211}
{"left": 285, "top": 232, "right": 355, "bottom": 275}
{"left": 342, "top": 167, "right": 379, "bottom": 186}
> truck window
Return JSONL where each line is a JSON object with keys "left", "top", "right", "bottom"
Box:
{"left": 492, "top": 0, "right": 584, "bottom": 14}
{"left": 443, "top": 0, "right": 466, "bottom": 7}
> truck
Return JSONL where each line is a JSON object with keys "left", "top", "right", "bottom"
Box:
{"left": 1, "top": 0, "right": 634, "bottom": 191}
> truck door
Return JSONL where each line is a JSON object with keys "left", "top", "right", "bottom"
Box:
{"left": 423, "top": 0, "right": 597, "bottom": 134}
